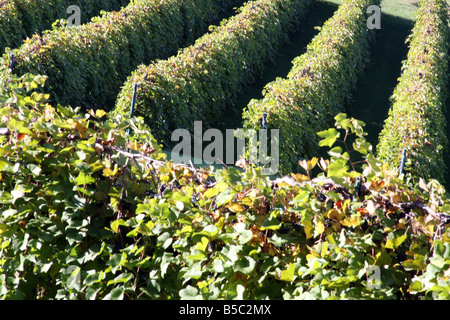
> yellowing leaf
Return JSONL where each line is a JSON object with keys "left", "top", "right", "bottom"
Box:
{"left": 385, "top": 234, "right": 407, "bottom": 249}
{"left": 125, "top": 142, "right": 141, "bottom": 151}
{"left": 196, "top": 237, "right": 209, "bottom": 252}
{"left": 306, "top": 251, "right": 320, "bottom": 261}
{"left": 307, "top": 157, "right": 319, "bottom": 171}
{"left": 203, "top": 187, "right": 219, "bottom": 199}
{"left": 291, "top": 173, "right": 310, "bottom": 182}
{"left": 192, "top": 215, "right": 204, "bottom": 224}
{"left": 369, "top": 180, "right": 385, "bottom": 192}
{"left": 228, "top": 203, "right": 245, "bottom": 213}
{"left": 321, "top": 241, "right": 329, "bottom": 257}
{"left": 277, "top": 263, "right": 296, "bottom": 282}
{"left": 140, "top": 221, "right": 155, "bottom": 236}
{"left": 303, "top": 222, "right": 313, "bottom": 239}
{"left": 240, "top": 197, "right": 254, "bottom": 206}
{"left": 402, "top": 254, "right": 426, "bottom": 270}
{"left": 95, "top": 109, "right": 107, "bottom": 119}
{"left": 111, "top": 219, "right": 126, "bottom": 233}
{"left": 215, "top": 181, "right": 229, "bottom": 192}
{"left": 340, "top": 214, "right": 361, "bottom": 227}
{"left": 315, "top": 220, "right": 325, "bottom": 234}
{"left": 215, "top": 216, "right": 225, "bottom": 230}
{"left": 326, "top": 209, "right": 344, "bottom": 221}
{"left": 103, "top": 165, "right": 119, "bottom": 177}
{"left": 71, "top": 121, "right": 88, "bottom": 133}
{"left": 110, "top": 196, "right": 120, "bottom": 210}
{"left": 75, "top": 172, "right": 96, "bottom": 185}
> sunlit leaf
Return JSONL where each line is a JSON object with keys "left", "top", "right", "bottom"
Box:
{"left": 385, "top": 234, "right": 407, "bottom": 249}
{"left": 318, "top": 128, "right": 340, "bottom": 148}
{"left": 277, "top": 263, "right": 296, "bottom": 282}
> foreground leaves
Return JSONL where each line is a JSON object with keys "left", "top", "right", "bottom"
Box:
{"left": 0, "top": 75, "right": 450, "bottom": 300}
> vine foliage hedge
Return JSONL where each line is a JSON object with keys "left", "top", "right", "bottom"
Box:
{"left": 376, "top": 0, "right": 450, "bottom": 185}
{"left": 114, "top": 0, "right": 312, "bottom": 145}
{"left": 0, "top": 0, "right": 243, "bottom": 110}
{"left": 1, "top": 74, "right": 450, "bottom": 300}
{"left": 0, "top": 0, "right": 130, "bottom": 53}
{"left": 242, "top": 0, "right": 377, "bottom": 176}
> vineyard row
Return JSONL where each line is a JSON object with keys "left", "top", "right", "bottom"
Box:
{"left": 377, "top": 0, "right": 450, "bottom": 183}
{"left": 242, "top": 0, "right": 378, "bottom": 174}
{"left": 114, "top": 0, "right": 313, "bottom": 144}
{"left": 0, "top": 0, "right": 130, "bottom": 53}
{"left": 1, "top": 0, "right": 243, "bottom": 109}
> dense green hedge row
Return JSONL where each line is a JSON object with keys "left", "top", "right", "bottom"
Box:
{"left": 0, "top": 0, "right": 130, "bottom": 53}
{"left": 241, "top": 0, "right": 377, "bottom": 175}
{"left": 0, "top": 0, "right": 243, "bottom": 109}
{"left": 114, "top": 0, "right": 312, "bottom": 144}
{"left": 376, "top": 0, "right": 449, "bottom": 184}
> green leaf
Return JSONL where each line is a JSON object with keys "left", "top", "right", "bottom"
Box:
{"left": 203, "top": 187, "right": 219, "bottom": 199}
{"left": 327, "top": 158, "right": 349, "bottom": 178}
{"left": 329, "top": 146, "right": 343, "bottom": 158}
{"left": 365, "top": 153, "right": 382, "bottom": 175}
{"left": 277, "top": 263, "right": 296, "bottom": 282}
{"left": 385, "top": 234, "right": 407, "bottom": 249}
{"left": 261, "top": 216, "right": 281, "bottom": 231}
{"left": 140, "top": 221, "right": 155, "bottom": 236}
{"left": 402, "top": 254, "right": 426, "bottom": 270}
{"left": 200, "top": 225, "right": 219, "bottom": 238}
{"left": 215, "top": 190, "right": 234, "bottom": 206}
{"left": 334, "top": 113, "right": 348, "bottom": 123}
{"left": 107, "top": 273, "right": 133, "bottom": 286}
{"left": 26, "top": 164, "right": 42, "bottom": 176}
{"left": 110, "top": 219, "right": 126, "bottom": 233}
{"left": 0, "top": 158, "right": 11, "bottom": 171}
{"left": 75, "top": 172, "right": 96, "bottom": 185}
{"left": 196, "top": 237, "right": 209, "bottom": 252}
{"left": 234, "top": 256, "right": 256, "bottom": 274}
{"left": 213, "top": 259, "right": 225, "bottom": 273}
{"left": 103, "top": 287, "right": 124, "bottom": 300}
{"left": 238, "top": 230, "right": 253, "bottom": 245}
{"left": 353, "top": 138, "right": 372, "bottom": 155}
{"left": 187, "top": 252, "right": 207, "bottom": 261}
{"left": 179, "top": 285, "right": 201, "bottom": 300}
{"left": 318, "top": 128, "right": 340, "bottom": 148}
